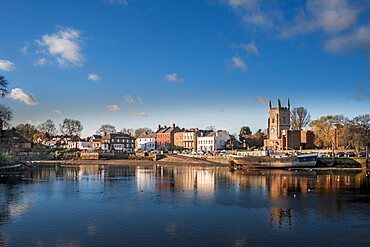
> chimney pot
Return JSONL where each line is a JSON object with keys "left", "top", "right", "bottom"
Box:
{"left": 173, "top": 123, "right": 175, "bottom": 128}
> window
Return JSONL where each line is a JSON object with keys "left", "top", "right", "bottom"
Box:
{"left": 272, "top": 117, "right": 275, "bottom": 124}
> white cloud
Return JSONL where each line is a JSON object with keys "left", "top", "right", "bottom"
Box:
{"left": 35, "top": 27, "right": 85, "bottom": 67}
{"left": 137, "top": 97, "right": 144, "bottom": 105}
{"left": 7, "top": 88, "right": 40, "bottom": 106}
{"left": 33, "top": 58, "right": 47, "bottom": 66}
{"left": 229, "top": 56, "right": 247, "bottom": 71}
{"left": 123, "top": 95, "right": 134, "bottom": 104}
{"left": 165, "top": 73, "right": 184, "bottom": 82}
{"left": 54, "top": 110, "right": 63, "bottom": 115}
{"left": 0, "top": 60, "right": 17, "bottom": 71}
{"left": 255, "top": 96, "right": 268, "bottom": 104}
{"left": 105, "top": 105, "right": 121, "bottom": 111}
{"left": 232, "top": 40, "right": 259, "bottom": 55}
{"left": 281, "top": 0, "right": 360, "bottom": 37}
{"left": 324, "top": 24, "right": 370, "bottom": 56}
{"left": 132, "top": 112, "right": 147, "bottom": 117}
{"left": 88, "top": 73, "right": 100, "bottom": 81}
{"left": 104, "top": 0, "right": 128, "bottom": 5}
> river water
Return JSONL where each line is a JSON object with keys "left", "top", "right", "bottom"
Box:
{"left": 0, "top": 164, "right": 369, "bottom": 246}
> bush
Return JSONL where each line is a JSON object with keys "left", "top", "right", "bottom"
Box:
{"left": 0, "top": 152, "right": 11, "bottom": 165}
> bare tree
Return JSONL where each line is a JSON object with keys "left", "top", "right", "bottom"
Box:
{"left": 206, "top": 125, "right": 216, "bottom": 131}
{"left": 98, "top": 124, "right": 116, "bottom": 135}
{"left": 16, "top": 123, "right": 38, "bottom": 141}
{"left": 0, "top": 76, "right": 8, "bottom": 97}
{"left": 38, "top": 119, "right": 57, "bottom": 136}
{"left": 291, "top": 107, "right": 311, "bottom": 130}
{"left": 60, "top": 118, "right": 83, "bottom": 136}
{"left": 121, "top": 128, "right": 134, "bottom": 136}
{"left": 134, "top": 127, "right": 152, "bottom": 138}
{"left": 0, "top": 104, "right": 12, "bottom": 128}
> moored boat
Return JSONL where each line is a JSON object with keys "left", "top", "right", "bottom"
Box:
{"left": 232, "top": 153, "right": 318, "bottom": 168}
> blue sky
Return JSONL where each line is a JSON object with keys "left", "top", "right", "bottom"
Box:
{"left": 0, "top": 0, "right": 369, "bottom": 137}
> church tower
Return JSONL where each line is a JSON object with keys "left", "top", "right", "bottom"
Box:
{"left": 267, "top": 99, "right": 290, "bottom": 140}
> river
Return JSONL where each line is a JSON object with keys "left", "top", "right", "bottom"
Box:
{"left": 0, "top": 164, "right": 369, "bottom": 246}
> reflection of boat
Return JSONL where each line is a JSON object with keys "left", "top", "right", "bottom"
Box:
{"left": 232, "top": 153, "right": 318, "bottom": 168}
{"left": 0, "top": 163, "right": 33, "bottom": 175}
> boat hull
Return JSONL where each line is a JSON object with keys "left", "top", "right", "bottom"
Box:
{"left": 233, "top": 154, "right": 317, "bottom": 168}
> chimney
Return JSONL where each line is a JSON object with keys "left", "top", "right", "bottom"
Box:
{"left": 173, "top": 123, "right": 175, "bottom": 128}
{"left": 164, "top": 125, "right": 167, "bottom": 128}
{"left": 158, "top": 124, "right": 161, "bottom": 130}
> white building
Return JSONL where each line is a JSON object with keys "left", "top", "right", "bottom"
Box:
{"left": 136, "top": 132, "right": 156, "bottom": 151}
{"left": 68, "top": 140, "right": 91, "bottom": 150}
{"left": 197, "top": 131, "right": 229, "bottom": 152}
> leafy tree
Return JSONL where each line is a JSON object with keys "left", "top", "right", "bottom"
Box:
{"left": 311, "top": 115, "right": 349, "bottom": 149}
{"left": 225, "top": 134, "right": 241, "bottom": 150}
{"left": 121, "top": 128, "right": 134, "bottom": 136}
{"left": 98, "top": 124, "right": 116, "bottom": 135}
{"left": 239, "top": 126, "right": 252, "bottom": 142}
{"left": 349, "top": 114, "right": 370, "bottom": 164}
{"left": 0, "top": 75, "right": 8, "bottom": 97}
{"left": 38, "top": 119, "right": 57, "bottom": 137}
{"left": 0, "top": 104, "right": 12, "bottom": 128}
{"left": 16, "top": 123, "right": 38, "bottom": 141}
{"left": 134, "top": 127, "right": 152, "bottom": 138}
{"left": 291, "top": 107, "right": 311, "bottom": 130}
{"left": 60, "top": 118, "right": 83, "bottom": 136}
{"left": 33, "top": 132, "right": 48, "bottom": 144}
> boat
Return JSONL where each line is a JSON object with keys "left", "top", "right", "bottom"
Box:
{"left": 232, "top": 153, "right": 318, "bottom": 168}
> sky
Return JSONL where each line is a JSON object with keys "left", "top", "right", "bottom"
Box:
{"left": 0, "top": 0, "right": 369, "bottom": 137}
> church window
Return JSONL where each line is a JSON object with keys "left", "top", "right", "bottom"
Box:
{"left": 272, "top": 118, "right": 275, "bottom": 124}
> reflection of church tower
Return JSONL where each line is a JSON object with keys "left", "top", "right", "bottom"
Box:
{"left": 267, "top": 99, "right": 290, "bottom": 140}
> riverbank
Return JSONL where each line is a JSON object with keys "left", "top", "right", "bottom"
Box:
{"left": 29, "top": 154, "right": 369, "bottom": 170}
{"left": 31, "top": 154, "right": 225, "bottom": 167}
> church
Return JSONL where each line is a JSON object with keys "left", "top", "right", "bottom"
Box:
{"left": 263, "top": 99, "right": 315, "bottom": 151}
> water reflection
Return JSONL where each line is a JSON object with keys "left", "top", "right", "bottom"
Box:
{"left": 0, "top": 164, "right": 369, "bottom": 246}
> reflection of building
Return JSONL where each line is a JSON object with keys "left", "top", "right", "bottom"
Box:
{"left": 264, "top": 99, "right": 315, "bottom": 150}
{"left": 270, "top": 207, "right": 292, "bottom": 228}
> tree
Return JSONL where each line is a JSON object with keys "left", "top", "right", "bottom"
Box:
{"left": 38, "top": 119, "right": 57, "bottom": 136}
{"left": 291, "top": 107, "right": 311, "bottom": 130}
{"left": 225, "top": 134, "right": 241, "bottom": 150}
{"left": 239, "top": 126, "right": 252, "bottom": 142}
{"left": 0, "top": 104, "right": 13, "bottom": 128}
{"left": 134, "top": 127, "right": 152, "bottom": 138}
{"left": 121, "top": 128, "right": 134, "bottom": 136}
{"left": 16, "top": 123, "right": 38, "bottom": 141}
{"left": 0, "top": 76, "right": 8, "bottom": 97}
{"left": 33, "top": 132, "right": 48, "bottom": 144}
{"left": 349, "top": 114, "right": 370, "bottom": 165}
{"left": 60, "top": 118, "right": 83, "bottom": 136}
{"left": 98, "top": 124, "right": 116, "bottom": 135}
{"left": 206, "top": 125, "right": 215, "bottom": 131}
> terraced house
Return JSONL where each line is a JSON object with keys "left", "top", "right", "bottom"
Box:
{"left": 156, "top": 124, "right": 182, "bottom": 151}
{"left": 101, "top": 133, "right": 136, "bottom": 153}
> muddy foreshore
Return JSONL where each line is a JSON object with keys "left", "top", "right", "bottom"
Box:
{"left": 29, "top": 154, "right": 368, "bottom": 170}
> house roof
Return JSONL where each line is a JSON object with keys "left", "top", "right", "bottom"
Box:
{"left": 156, "top": 126, "right": 182, "bottom": 134}
{"left": 0, "top": 129, "right": 32, "bottom": 143}
{"left": 138, "top": 132, "right": 156, "bottom": 138}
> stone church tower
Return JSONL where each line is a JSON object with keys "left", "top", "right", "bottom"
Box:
{"left": 267, "top": 99, "right": 290, "bottom": 141}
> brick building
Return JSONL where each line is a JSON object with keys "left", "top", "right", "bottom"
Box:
{"left": 156, "top": 123, "right": 182, "bottom": 151}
